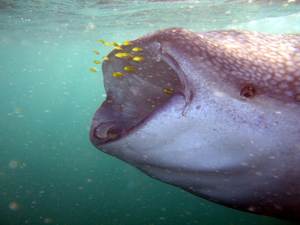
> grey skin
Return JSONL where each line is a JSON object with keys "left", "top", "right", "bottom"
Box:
{"left": 90, "top": 28, "right": 300, "bottom": 220}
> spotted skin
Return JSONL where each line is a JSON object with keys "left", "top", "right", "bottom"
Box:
{"left": 90, "top": 28, "right": 300, "bottom": 220}
{"left": 139, "top": 28, "right": 300, "bottom": 102}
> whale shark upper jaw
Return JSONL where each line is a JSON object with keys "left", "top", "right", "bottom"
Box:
{"left": 90, "top": 38, "right": 186, "bottom": 147}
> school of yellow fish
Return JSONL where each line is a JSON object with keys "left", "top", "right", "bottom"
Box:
{"left": 89, "top": 39, "right": 144, "bottom": 77}
{"left": 89, "top": 38, "right": 173, "bottom": 96}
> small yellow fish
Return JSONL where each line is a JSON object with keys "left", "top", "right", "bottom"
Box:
{"left": 93, "top": 50, "right": 100, "bottom": 55}
{"left": 94, "top": 60, "right": 101, "bottom": 64}
{"left": 112, "top": 42, "right": 120, "bottom": 47}
{"left": 90, "top": 67, "right": 97, "bottom": 73}
{"left": 163, "top": 87, "right": 174, "bottom": 95}
{"left": 115, "top": 52, "right": 131, "bottom": 58}
{"left": 102, "top": 41, "right": 114, "bottom": 47}
{"left": 123, "top": 65, "right": 136, "bottom": 72}
{"left": 114, "top": 46, "right": 123, "bottom": 50}
{"left": 123, "top": 40, "right": 132, "bottom": 46}
{"left": 97, "top": 39, "right": 105, "bottom": 44}
{"left": 103, "top": 56, "right": 109, "bottom": 61}
{"left": 131, "top": 47, "right": 143, "bottom": 52}
{"left": 112, "top": 72, "right": 124, "bottom": 78}
{"left": 132, "top": 56, "right": 144, "bottom": 62}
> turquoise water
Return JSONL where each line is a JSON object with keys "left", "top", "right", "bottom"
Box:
{"left": 1, "top": 0, "right": 300, "bottom": 225}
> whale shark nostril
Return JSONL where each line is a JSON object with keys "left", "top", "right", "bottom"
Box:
{"left": 93, "top": 122, "right": 122, "bottom": 144}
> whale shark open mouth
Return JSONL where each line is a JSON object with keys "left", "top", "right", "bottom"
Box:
{"left": 90, "top": 39, "right": 186, "bottom": 147}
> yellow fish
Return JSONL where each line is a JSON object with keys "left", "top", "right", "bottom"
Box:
{"left": 163, "top": 87, "right": 174, "bottom": 95}
{"left": 114, "top": 46, "right": 123, "bottom": 50}
{"left": 123, "top": 65, "right": 136, "bottom": 72}
{"left": 103, "top": 56, "right": 109, "bottom": 61}
{"left": 97, "top": 39, "right": 105, "bottom": 44}
{"left": 112, "top": 72, "right": 124, "bottom": 78}
{"left": 93, "top": 50, "right": 100, "bottom": 55}
{"left": 115, "top": 52, "right": 131, "bottom": 58}
{"left": 112, "top": 42, "right": 120, "bottom": 47}
{"left": 123, "top": 40, "right": 132, "bottom": 46}
{"left": 132, "top": 56, "right": 144, "bottom": 62}
{"left": 90, "top": 67, "right": 97, "bottom": 73}
{"left": 105, "top": 42, "right": 114, "bottom": 47}
{"left": 94, "top": 60, "right": 101, "bottom": 64}
{"left": 131, "top": 47, "right": 143, "bottom": 52}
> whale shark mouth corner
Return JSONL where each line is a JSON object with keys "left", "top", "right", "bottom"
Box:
{"left": 90, "top": 38, "right": 188, "bottom": 148}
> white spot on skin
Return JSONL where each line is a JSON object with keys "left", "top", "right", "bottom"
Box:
{"left": 213, "top": 91, "right": 225, "bottom": 97}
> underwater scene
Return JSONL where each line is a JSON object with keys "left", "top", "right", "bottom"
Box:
{"left": 1, "top": 0, "right": 300, "bottom": 225}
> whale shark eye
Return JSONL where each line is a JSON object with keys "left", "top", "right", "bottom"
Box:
{"left": 240, "top": 84, "right": 256, "bottom": 98}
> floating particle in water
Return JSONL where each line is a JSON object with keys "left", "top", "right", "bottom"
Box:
{"left": 8, "top": 160, "right": 18, "bottom": 169}
{"left": 86, "top": 22, "right": 96, "bottom": 31}
{"left": 9, "top": 201, "right": 19, "bottom": 211}
{"left": 43, "top": 218, "right": 53, "bottom": 224}
{"left": 93, "top": 50, "right": 100, "bottom": 55}
{"left": 15, "top": 107, "right": 22, "bottom": 114}
{"left": 19, "top": 162, "right": 27, "bottom": 169}
{"left": 78, "top": 186, "right": 84, "bottom": 190}
{"left": 86, "top": 178, "right": 93, "bottom": 183}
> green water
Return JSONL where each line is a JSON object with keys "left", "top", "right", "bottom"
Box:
{"left": 1, "top": 0, "right": 300, "bottom": 225}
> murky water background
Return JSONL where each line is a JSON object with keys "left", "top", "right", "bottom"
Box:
{"left": 1, "top": 0, "right": 300, "bottom": 224}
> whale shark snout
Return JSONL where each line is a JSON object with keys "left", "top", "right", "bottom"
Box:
{"left": 90, "top": 28, "right": 300, "bottom": 220}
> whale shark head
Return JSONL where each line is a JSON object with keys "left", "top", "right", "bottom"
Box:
{"left": 90, "top": 28, "right": 300, "bottom": 220}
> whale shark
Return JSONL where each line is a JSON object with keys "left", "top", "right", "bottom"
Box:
{"left": 90, "top": 28, "right": 300, "bottom": 220}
